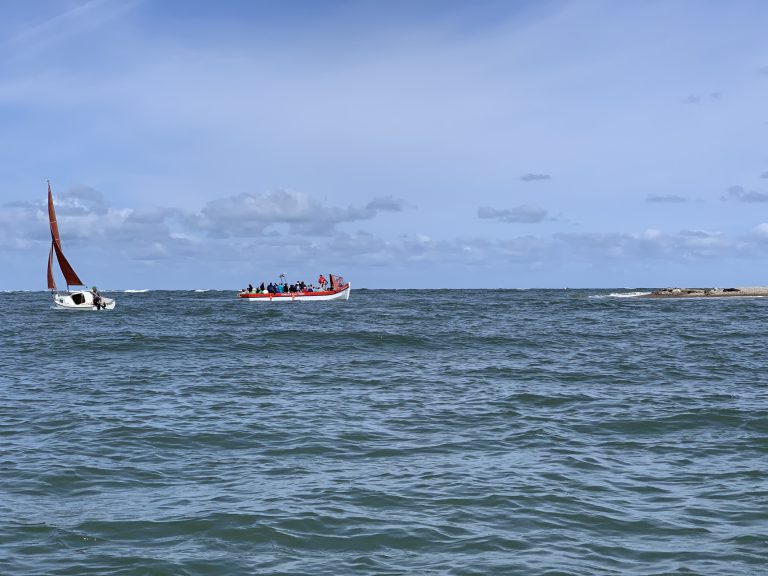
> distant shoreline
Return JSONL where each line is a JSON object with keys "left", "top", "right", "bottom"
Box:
{"left": 641, "top": 287, "right": 768, "bottom": 298}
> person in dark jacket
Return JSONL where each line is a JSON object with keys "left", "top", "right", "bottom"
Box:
{"left": 91, "top": 286, "right": 104, "bottom": 309}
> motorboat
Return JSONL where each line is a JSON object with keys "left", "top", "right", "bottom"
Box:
{"left": 239, "top": 274, "right": 350, "bottom": 302}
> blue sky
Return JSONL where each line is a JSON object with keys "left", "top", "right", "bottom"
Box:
{"left": 2, "top": 0, "right": 768, "bottom": 289}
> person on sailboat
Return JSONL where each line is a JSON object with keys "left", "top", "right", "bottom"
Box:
{"left": 91, "top": 286, "right": 105, "bottom": 310}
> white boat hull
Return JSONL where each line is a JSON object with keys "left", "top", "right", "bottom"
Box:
{"left": 239, "top": 284, "right": 351, "bottom": 302}
{"left": 53, "top": 290, "right": 116, "bottom": 310}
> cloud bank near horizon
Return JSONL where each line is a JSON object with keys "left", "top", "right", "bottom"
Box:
{"left": 5, "top": 183, "right": 768, "bottom": 289}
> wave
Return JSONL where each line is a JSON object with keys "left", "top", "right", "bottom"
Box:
{"left": 124, "top": 289, "right": 150, "bottom": 293}
{"left": 194, "top": 289, "right": 210, "bottom": 292}
{"left": 589, "top": 291, "right": 652, "bottom": 299}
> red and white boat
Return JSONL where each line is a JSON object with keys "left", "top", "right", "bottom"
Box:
{"left": 238, "top": 275, "right": 351, "bottom": 302}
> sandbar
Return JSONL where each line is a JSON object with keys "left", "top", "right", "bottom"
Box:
{"left": 642, "top": 286, "right": 768, "bottom": 298}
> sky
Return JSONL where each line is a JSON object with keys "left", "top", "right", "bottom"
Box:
{"left": 1, "top": 0, "right": 768, "bottom": 290}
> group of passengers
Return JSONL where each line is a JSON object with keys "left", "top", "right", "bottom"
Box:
{"left": 243, "top": 275, "right": 329, "bottom": 295}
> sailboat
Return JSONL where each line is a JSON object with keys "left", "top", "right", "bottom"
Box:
{"left": 47, "top": 181, "right": 116, "bottom": 310}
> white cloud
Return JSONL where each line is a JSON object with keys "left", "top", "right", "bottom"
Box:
{"left": 723, "top": 185, "right": 768, "bottom": 203}
{"left": 56, "top": 186, "right": 109, "bottom": 215}
{"left": 646, "top": 194, "right": 687, "bottom": 203}
{"left": 199, "top": 189, "right": 406, "bottom": 237}
{"left": 478, "top": 205, "right": 550, "bottom": 223}
{"left": 365, "top": 196, "right": 405, "bottom": 212}
{"left": 520, "top": 173, "right": 551, "bottom": 182}
{"left": 682, "top": 92, "right": 722, "bottom": 105}
{"left": 752, "top": 223, "right": 768, "bottom": 238}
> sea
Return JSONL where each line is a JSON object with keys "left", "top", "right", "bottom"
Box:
{"left": 1, "top": 289, "right": 766, "bottom": 575}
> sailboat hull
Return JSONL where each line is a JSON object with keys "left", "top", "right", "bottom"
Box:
{"left": 53, "top": 291, "right": 116, "bottom": 310}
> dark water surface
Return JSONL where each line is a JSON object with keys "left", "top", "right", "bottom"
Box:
{"left": 1, "top": 289, "right": 766, "bottom": 575}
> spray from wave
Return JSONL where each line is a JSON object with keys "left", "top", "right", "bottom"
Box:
{"left": 589, "top": 291, "right": 652, "bottom": 299}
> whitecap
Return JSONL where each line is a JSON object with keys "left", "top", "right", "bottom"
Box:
{"left": 124, "top": 289, "right": 150, "bottom": 293}
{"left": 590, "top": 291, "right": 651, "bottom": 299}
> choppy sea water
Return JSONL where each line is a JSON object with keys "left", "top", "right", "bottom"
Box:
{"left": 1, "top": 289, "right": 766, "bottom": 575}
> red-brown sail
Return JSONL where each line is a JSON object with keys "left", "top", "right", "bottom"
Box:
{"left": 48, "top": 182, "right": 61, "bottom": 250}
{"left": 47, "top": 243, "right": 56, "bottom": 290}
{"left": 47, "top": 182, "right": 85, "bottom": 287}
